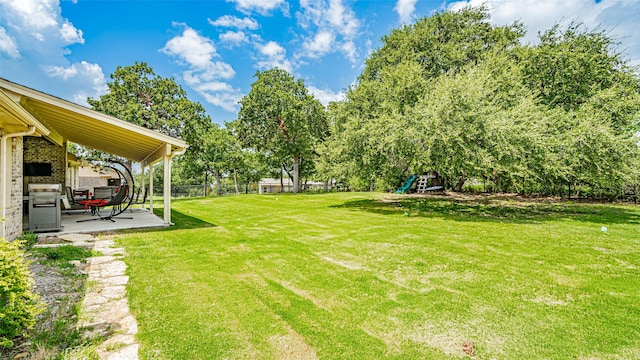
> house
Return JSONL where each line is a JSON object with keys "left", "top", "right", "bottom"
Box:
{"left": 77, "top": 165, "right": 119, "bottom": 190}
{"left": 259, "top": 178, "right": 294, "bottom": 194}
{"left": 0, "top": 78, "right": 187, "bottom": 240}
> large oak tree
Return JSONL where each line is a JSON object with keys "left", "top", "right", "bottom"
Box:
{"left": 235, "top": 68, "right": 327, "bottom": 193}
{"left": 87, "top": 62, "right": 212, "bottom": 160}
{"left": 320, "top": 6, "right": 640, "bottom": 196}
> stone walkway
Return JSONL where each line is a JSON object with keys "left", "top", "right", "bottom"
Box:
{"left": 59, "top": 233, "right": 139, "bottom": 360}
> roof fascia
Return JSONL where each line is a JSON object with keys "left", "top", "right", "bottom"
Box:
{"left": 0, "top": 78, "right": 188, "bottom": 149}
{"left": 0, "top": 89, "right": 50, "bottom": 136}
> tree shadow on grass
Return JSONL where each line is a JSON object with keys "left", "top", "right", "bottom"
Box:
{"left": 151, "top": 208, "right": 218, "bottom": 230}
{"left": 331, "top": 196, "right": 640, "bottom": 225}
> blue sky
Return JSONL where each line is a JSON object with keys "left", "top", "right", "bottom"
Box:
{"left": 1, "top": 0, "right": 638, "bottom": 125}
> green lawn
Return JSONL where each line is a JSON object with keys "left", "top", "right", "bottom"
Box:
{"left": 116, "top": 192, "right": 640, "bottom": 359}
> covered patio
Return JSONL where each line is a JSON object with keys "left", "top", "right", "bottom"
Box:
{"left": 0, "top": 77, "right": 188, "bottom": 240}
{"left": 28, "top": 208, "right": 168, "bottom": 238}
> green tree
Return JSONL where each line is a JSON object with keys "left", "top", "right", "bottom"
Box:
{"left": 323, "top": 6, "right": 525, "bottom": 191}
{"left": 236, "top": 68, "right": 328, "bottom": 193}
{"left": 362, "top": 5, "right": 523, "bottom": 83}
{"left": 87, "top": 62, "right": 212, "bottom": 161}
{"left": 517, "top": 22, "right": 640, "bottom": 195}
{"left": 520, "top": 22, "right": 640, "bottom": 116}
{"left": 188, "top": 125, "right": 236, "bottom": 196}
{"left": 238, "top": 149, "right": 268, "bottom": 193}
{"left": 324, "top": 6, "right": 640, "bottom": 196}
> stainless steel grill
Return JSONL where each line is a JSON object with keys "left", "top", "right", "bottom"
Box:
{"left": 28, "top": 183, "right": 62, "bottom": 232}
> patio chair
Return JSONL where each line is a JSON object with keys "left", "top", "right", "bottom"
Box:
{"left": 63, "top": 186, "right": 86, "bottom": 211}
{"left": 129, "top": 186, "right": 147, "bottom": 211}
{"left": 93, "top": 186, "right": 114, "bottom": 200}
{"left": 77, "top": 184, "right": 132, "bottom": 223}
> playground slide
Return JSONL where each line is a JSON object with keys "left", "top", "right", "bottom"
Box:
{"left": 395, "top": 175, "right": 418, "bottom": 194}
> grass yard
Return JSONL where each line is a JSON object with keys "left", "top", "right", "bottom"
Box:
{"left": 116, "top": 192, "right": 640, "bottom": 359}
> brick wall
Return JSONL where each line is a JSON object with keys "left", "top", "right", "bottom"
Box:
{"left": 5, "top": 137, "right": 23, "bottom": 240}
{"left": 23, "top": 137, "right": 66, "bottom": 192}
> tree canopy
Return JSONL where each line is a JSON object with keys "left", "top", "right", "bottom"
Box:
{"left": 79, "top": 7, "right": 640, "bottom": 200}
{"left": 234, "top": 68, "right": 328, "bottom": 193}
{"left": 87, "top": 62, "right": 212, "bottom": 159}
{"left": 319, "top": 6, "right": 640, "bottom": 197}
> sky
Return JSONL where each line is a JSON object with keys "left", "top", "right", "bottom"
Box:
{"left": 0, "top": 0, "right": 639, "bottom": 125}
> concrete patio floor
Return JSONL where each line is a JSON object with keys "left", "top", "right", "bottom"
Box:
{"left": 24, "top": 207, "right": 169, "bottom": 237}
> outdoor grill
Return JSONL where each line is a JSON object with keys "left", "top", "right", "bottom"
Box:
{"left": 28, "top": 183, "right": 62, "bottom": 232}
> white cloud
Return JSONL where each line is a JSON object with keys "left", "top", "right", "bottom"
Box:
{"left": 161, "top": 27, "right": 217, "bottom": 69}
{"left": 299, "top": 0, "right": 360, "bottom": 38}
{"left": 0, "top": 0, "right": 101, "bottom": 108}
{"left": 0, "top": 0, "right": 84, "bottom": 45}
{"left": 341, "top": 40, "right": 356, "bottom": 63}
{"left": 2, "top": 0, "right": 58, "bottom": 30}
{"left": 227, "top": 0, "right": 288, "bottom": 15}
{"left": 46, "top": 63, "right": 78, "bottom": 80}
{"left": 326, "top": 0, "right": 359, "bottom": 37}
{"left": 260, "top": 41, "right": 285, "bottom": 57}
{"left": 395, "top": 0, "right": 418, "bottom": 24}
{"left": 302, "top": 31, "right": 335, "bottom": 58}
{"left": 192, "top": 81, "right": 236, "bottom": 93}
{"left": 307, "top": 85, "right": 345, "bottom": 106}
{"left": 161, "top": 24, "right": 242, "bottom": 114}
{"left": 45, "top": 61, "right": 107, "bottom": 105}
{"left": 296, "top": 0, "right": 361, "bottom": 63}
{"left": 220, "top": 31, "right": 248, "bottom": 45}
{"left": 208, "top": 15, "right": 259, "bottom": 30}
{"left": 197, "top": 84, "right": 243, "bottom": 113}
{"left": 256, "top": 40, "right": 293, "bottom": 72}
{"left": 185, "top": 62, "right": 236, "bottom": 82}
{"left": 60, "top": 20, "right": 83, "bottom": 44}
{"left": 0, "top": 26, "right": 20, "bottom": 58}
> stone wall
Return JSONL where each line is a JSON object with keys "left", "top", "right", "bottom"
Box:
{"left": 23, "top": 137, "right": 66, "bottom": 192}
{"left": 5, "top": 137, "right": 23, "bottom": 240}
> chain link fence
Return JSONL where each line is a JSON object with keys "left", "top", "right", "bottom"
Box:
{"left": 152, "top": 184, "right": 259, "bottom": 198}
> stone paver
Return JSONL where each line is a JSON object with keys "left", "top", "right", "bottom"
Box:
{"left": 76, "top": 235, "right": 139, "bottom": 360}
{"left": 60, "top": 233, "right": 96, "bottom": 243}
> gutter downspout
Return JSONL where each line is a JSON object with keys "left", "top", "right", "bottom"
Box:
{"left": 1, "top": 126, "right": 36, "bottom": 239}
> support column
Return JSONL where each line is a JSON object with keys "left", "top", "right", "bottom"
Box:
{"left": 163, "top": 152, "right": 172, "bottom": 225}
{"left": 140, "top": 163, "right": 146, "bottom": 209}
{"left": 149, "top": 164, "right": 154, "bottom": 213}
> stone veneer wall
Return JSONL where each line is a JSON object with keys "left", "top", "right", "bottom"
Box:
{"left": 23, "top": 137, "right": 66, "bottom": 192}
{"left": 5, "top": 137, "right": 23, "bottom": 240}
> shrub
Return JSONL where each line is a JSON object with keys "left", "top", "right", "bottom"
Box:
{"left": 0, "top": 239, "right": 44, "bottom": 349}
{"left": 17, "top": 231, "right": 38, "bottom": 250}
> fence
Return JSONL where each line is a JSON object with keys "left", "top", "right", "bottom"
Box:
{"left": 152, "top": 183, "right": 259, "bottom": 198}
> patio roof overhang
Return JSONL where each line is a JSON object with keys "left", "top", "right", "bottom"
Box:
{"left": 0, "top": 77, "right": 189, "bottom": 229}
{"left": 0, "top": 78, "right": 187, "bottom": 166}
{"left": 0, "top": 85, "right": 50, "bottom": 136}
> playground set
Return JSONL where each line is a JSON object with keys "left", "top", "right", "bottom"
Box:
{"left": 396, "top": 173, "right": 444, "bottom": 194}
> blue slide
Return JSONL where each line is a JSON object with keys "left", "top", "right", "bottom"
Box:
{"left": 396, "top": 175, "right": 418, "bottom": 194}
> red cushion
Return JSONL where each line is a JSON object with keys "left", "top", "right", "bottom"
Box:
{"left": 78, "top": 199, "right": 108, "bottom": 207}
